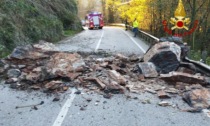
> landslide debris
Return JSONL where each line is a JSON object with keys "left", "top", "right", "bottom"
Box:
{"left": 1, "top": 40, "right": 210, "bottom": 113}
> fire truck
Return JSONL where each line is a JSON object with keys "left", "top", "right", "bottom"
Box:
{"left": 85, "top": 12, "right": 104, "bottom": 30}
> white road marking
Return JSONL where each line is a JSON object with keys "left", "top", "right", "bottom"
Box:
{"left": 52, "top": 88, "right": 76, "bottom": 126}
{"left": 121, "top": 29, "right": 146, "bottom": 53}
{"left": 95, "top": 30, "right": 104, "bottom": 52}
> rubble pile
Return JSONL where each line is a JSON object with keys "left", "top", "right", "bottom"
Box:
{"left": 1, "top": 40, "right": 210, "bottom": 112}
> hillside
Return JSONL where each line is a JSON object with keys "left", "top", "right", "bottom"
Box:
{"left": 0, "top": 0, "right": 83, "bottom": 57}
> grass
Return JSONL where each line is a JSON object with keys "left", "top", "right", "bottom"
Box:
{"left": 64, "top": 30, "right": 81, "bottom": 37}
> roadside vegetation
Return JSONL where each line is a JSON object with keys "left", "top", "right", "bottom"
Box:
{"left": 0, "top": 0, "right": 83, "bottom": 58}
{"left": 104, "top": 0, "right": 210, "bottom": 64}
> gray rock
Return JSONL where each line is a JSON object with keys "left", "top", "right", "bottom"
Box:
{"left": 7, "top": 69, "right": 21, "bottom": 78}
{"left": 144, "top": 42, "right": 181, "bottom": 74}
{"left": 10, "top": 45, "right": 33, "bottom": 59}
{"left": 137, "top": 62, "right": 158, "bottom": 78}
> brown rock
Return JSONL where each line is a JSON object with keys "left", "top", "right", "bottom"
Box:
{"left": 176, "top": 67, "right": 195, "bottom": 74}
{"left": 138, "top": 74, "right": 145, "bottom": 81}
{"left": 66, "top": 72, "right": 81, "bottom": 80}
{"left": 105, "top": 81, "right": 125, "bottom": 94}
{"left": 44, "top": 80, "right": 63, "bottom": 90}
{"left": 175, "top": 82, "right": 189, "bottom": 90}
{"left": 157, "top": 90, "right": 171, "bottom": 99}
{"left": 62, "top": 86, "right": 69, "bottom": 91}
{"left": 160, "top": 71, "right": 209, "bottom": 85}
{"left": 115, "top": 54, "right": 128, "bottom": 61}
{"left": 26, "top": 72, "right": 42, "bottom": 83}
{"left": 100, "top": 62, "right": 109, "bottom": 67}
{"left": 29, "top": 85, "right": 41, "bottom": 90}
{"left": 107, "top": 70, "right": 127, "bottom": 85}
{"left": 182, "top": 88, "right": 210, "bottom": 109}
{"left": 84, "top": 77, "right": 106, "bottom": 89}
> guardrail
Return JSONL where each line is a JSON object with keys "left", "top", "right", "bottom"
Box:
{"left": 108, "top": 23, "right": 159, "bottom": 45}
{"left": 138, "top": 30, "right": 159, "bottom": 44}
{"left": 127, "top": 25, "right": 159, "bottom": 45}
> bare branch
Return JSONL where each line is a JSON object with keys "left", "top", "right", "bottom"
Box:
{"left": 186, "top": 0, "right": 193, "bottom": 9}
{"left": 196, "top": 0, "right": 208, "bottom": 13}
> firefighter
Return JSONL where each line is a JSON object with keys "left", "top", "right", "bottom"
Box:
{"left": 132, "top": 18, "right": 139, "bottom": 37}
{"left": 125, "top": 19, "right": 128, "bottom": 31}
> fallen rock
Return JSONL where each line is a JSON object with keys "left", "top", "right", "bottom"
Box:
{"left": 29, "top": 85, "right": 41, "bottom": 90}
{"left": 182, "top": 87, "right": 210, "bottom": 109}
{"left": 158, "top": 101, "right": 172, "bottom": 107}
{"left": 165, "top": 88, "right": 178, "bottom": 94}
{"left": 202, "top": 109, "right": 210, "bottom": 118}
{"left": 129, "top": 54, "right": 142, "bottom": 62}
{"left": 44, "top": 80, "right": 63, "bottom": 90}
{"left": 33, "top": 40, "right": 59, "bottom": 51}
{"left": 115, "top": 54, "right": 128, "bottom": 61}
{"left": 157, "top": 90, "right": 171, "bottom": 99}
{"left": 160, "top": 71, "right": 210, "bottom": 85}
{"left": 7, "top": 69, "right": 21, "bottom": 78}
{"left": 46, "top": 52, "right": 85, "bottom": 79}
{"left": 53, "top": 97, "right": 60, "bottom": 102}
{"left": 144, "top": 42, "right": 181, "bottom": 74}
{"left": 137, "top": 62, "right": 158, "bottom": 78}
{"left": 105, "top": 81, "right": 125, "bottom": 94}
{"left": 83, "top": 77, "right": 106, "bottom": 89}
{"left": 159, "top": 36, "right": 189, "bottom": 59}
{"left": 107, "top": 70, "right": 127, "bottom": 85}
{"left": 5, "top": 78, "right": 19, "bottom": 84}
{"left": 145, "top": 88, "right": 156, "bottom": 94}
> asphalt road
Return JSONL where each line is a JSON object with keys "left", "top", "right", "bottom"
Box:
{"left": 1, "top": 26, "right": 210, "bottom": 126}
{"left": 56, "top": 27, "right": 148, "bottom": 55}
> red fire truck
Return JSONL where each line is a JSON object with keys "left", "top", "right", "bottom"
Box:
{"left": 85, "top": 12, "right": 104, "bottom": 30}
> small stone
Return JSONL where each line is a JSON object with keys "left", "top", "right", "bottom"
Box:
{"left": 157, "top": 90, "right": 171, "bottom": 99}
{"left": 103, "top": 101, "right": 107, "bottom": 104}
{"left": 53, "top": 97, "right": 60, "bottom": 102}
{"left": 103, "top": 93, "right": 112, "bottom": 99}
{"left": 62, "top": 86, "right": 69, "bottom": 91}
{"left": 86, "top": 98, "right": 92, "bottom": 102}
{"left": 75, "top": 90, "right": 81, "bottom": 94}
{"left": 202, "top": 109, "right": 210, "bottom": 118}
{"left": 145, "top": 88, "right": 156, "bottom": 94}
{"left": 5, "top": 78, "right": 18, "bottom": 84}
{"left": 80, "top": 107, "right": 86, "bottom": 111}
{"left": 10, "top": 83, "right": 21, "bottom": 89}
{"left": 31, "top": 106, "right": 38, "bottom": 110}
{"left": 158, "top": 101, "right": 171, "bottom": 107}
{"left": 18, "top": 65, "right": 26, "bottom": 69}
{"left": 141, "top": 99, "right": 151, "bottom": 104}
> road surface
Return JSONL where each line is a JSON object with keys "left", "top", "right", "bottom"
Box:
{"left": 0, "top": 26, "right": 210, "bottom": 126}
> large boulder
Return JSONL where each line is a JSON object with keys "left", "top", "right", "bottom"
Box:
{"left": 144, "top": 42, "right": 181, "bottom": 74}
{"left": 159, "top": 36, "right": 189, "bottom": 59}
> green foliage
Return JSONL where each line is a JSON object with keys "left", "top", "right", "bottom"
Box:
{"left": 0, "top": 0, "right": 83, "bottom": 58}
{"left": 206, "top": 57, "right": 210, "bottom": 65}
{"left": 188, "top": 50, "right": 201, "bottom": 61}
{"left": 64, "top": 30, "right": 80, "bottom": 37}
